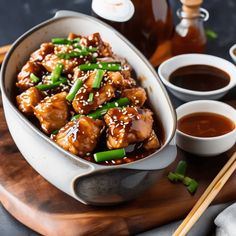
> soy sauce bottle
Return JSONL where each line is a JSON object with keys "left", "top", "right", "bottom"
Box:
{"left": 171, "top": 0, "right": 208, "bottom": 56}
{"left": 92, "top": 0, "right": 174, "bottom": 67}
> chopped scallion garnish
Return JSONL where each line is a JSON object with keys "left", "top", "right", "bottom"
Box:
{"left": 36, "top": 77, "right": 67, "bottom": 91}
{"left": 92, "top": 69, "right": 105, "bottom": 89}
{"left": 50, "top": 63, "right": 64, "bottom": 83}
{"left": 88, "top": 92, "right": 94, "bottom": 103}
{"left": 70, "top": 97, "right": 130, "bottom": 120}
{"left": 79, "top": 62, "right": 122, "bottom": 71}
{"left": 94, "top": 148, "right": 126, "bottom": 162}
{"left": 66, "top": 79, "right": 83, "bottom": 102}
{"left": 30, "top": 73, "right": 40, "bottom": 83}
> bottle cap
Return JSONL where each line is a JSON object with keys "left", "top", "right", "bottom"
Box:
{"left": 92, "top": 0, "right": 135, "bottom": 22}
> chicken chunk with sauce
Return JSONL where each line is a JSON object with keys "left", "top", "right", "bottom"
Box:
{"left": 30, "top": 43, "right": 54, "bottom": 62}
{"left": 121, "top": 87, "right": 147, "bottom": 106}
{"left": 104, "top": 107, "right": 154, "bottom": 149}
{"left": 16, "top": 61, "right": 44, "bottom": 91}
{"left": 143, "top": 130, "right": 160, "bottom": 150}
{"left": 54, "top": 116, "right": 104, "bottom": 157}
{"left": 16, "top": 87, "right": 44, "bottom": 115}
{"left": 34, "top": 92, "right": 69, "bottom": 134}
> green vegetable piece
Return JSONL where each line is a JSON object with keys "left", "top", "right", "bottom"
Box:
{"left": 88, "top": 92, "right": 94, "bottom": 103}
{"left": 183, "top": 176, "right": 192, "bottom": 186}
{"left": 30, "top": 73, "right": 40, "bottom": 83}
{"left": 187, "top": 179, "right": 199, "bottom": 194}
{"left": 88, "top": 97, "right": 130, "bottom": 119}
{"left": 175, "top": 160, "right": 187, "bottom": 176}
{"left": 168, "top": 172, "right": 179, "bottom": 182}
{"left": 71, "top": 114, "right": 82, "bottom": 121}
{"left": 70, "top": 97, "right": 130, "bottom": 120}
{"left": 92, "top": 69, "right": 105, "bottom": 89}
{"left": 51, "top": 63, "right": 64, "bottom": 83}
{"left": 94, "top": 148, "right": 126, "bottom": 162}
{"left": 66, "top": 79, "right": 83, "bottom": 102}
{"left": 79, "top": 62, "right": 122, "bottom": 71}
{"left": 51, "top": 37, "right": 80, "bottom": 45}
{"left": 36, "top": 77, "right": 67, "bottom": 91}
{"left": 205, "top": 29, "right": 218, "bottom": 40}
{"left": 51, "top": 129, "right": 59, "bottom": 135}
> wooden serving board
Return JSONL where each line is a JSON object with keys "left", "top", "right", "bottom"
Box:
{"left": 0, "top": 98, "right": 236, "bottom": 236}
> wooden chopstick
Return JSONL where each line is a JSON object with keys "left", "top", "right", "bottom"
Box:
{"left": 0, "top": 44, "right": 11, "bottom": 65}
{"left": 173, "top": 151, "right": 236, "bottom": 236}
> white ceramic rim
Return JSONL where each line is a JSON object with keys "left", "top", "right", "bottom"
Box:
{"left": 176, "top": 100, "right": 236, "bottom": 141}
{"left": 229, "top": 44, "right": 236, "bottom": 62}
{"left": 0, "top": 11, "right": 176, "bottom": 170}
{"left": 158, "top": 53, "right": 236, "bottom": 96}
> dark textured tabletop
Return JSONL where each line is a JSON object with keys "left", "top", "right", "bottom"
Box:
{"left": 0, "top": 0, "right": 236, "bottom": 235}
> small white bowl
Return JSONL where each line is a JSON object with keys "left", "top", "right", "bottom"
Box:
{"left": 176, "top": 100, "right": 236, "bottom": 156}
{"left": 229, "top": 44, "right": 236, "bottom": 64}
{"left": 158, "top": 54, "right": 236, "bottom": 102}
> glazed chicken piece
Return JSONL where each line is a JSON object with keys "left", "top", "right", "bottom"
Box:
{"left": 16, "top": 61, "right": 44, "bottom": 91}
{"left": 41, "top": 53, "right": 87, "bottom": 74}
{"left": 106, "top": 71, "right": 136, "bottom": 88}
{"left": 16, "top": 87, "right": 44, "bottom": 115}
{"left": 30, "top": 42, "right": 54, "bottom": 62}
{"left": 104, "top": 107, "right": 154, "bottom": 149}
{"left": 143, "top": 130, "right": 160, "bottom": 150}
{"left": 80, "top": 32, "right": 113, "bottom": 57}
{"left": 54, "top": 116, "right": 104, "bottom": 157}
{"left": 121, "top": 87, "right": 147, "bottom": 106}
{"left": 72, "top": 71, "right": 116, "bottom": 114}
{"left": 34, "top": 92, "right": 69, "bottom": 134}
{"left": 67, "top": 32, "right": 81, "bottom": 40}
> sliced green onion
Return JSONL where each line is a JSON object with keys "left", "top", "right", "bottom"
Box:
{"left": 51, "top": 37, "right": 80, "bottom": 45}
{"left": 70, "top": 97, "right": 130, "bottom": 120}
{"left": 88, "top": 97, "right": 130, "bottom": 119}
{"left": 57, "top": 50, "right": 90, "bottom": 59}
{"left": 66, "top": 79, "right": 83, "bottom": 102}
{"left": 168, "top": 172, "right": 179, "bottom": 182}
{"left": 36, "top": 77, "right": 67, "bottom": 91}
{"left": 187, "top": 179, "right": 199, "bottom": 194}
{"left": 205, "top": 29, "right": 218, "bottom": 40}
{"left": 175, "top": 160, "right": 187, "bottom": 176}
{"left": 30, "top": 73, "right": 40, "bottom": 83}
{"left": 94, "top": 148, "right": 126, "bottom": 162}
{"left": 71, "top": 114, "right": 82, "bottom": 121}
{"left": 79, "top": 62, "right": 122, "bottom": 71}
{"left": 50, "top": 63, "right": 64, "bottom": 83}
{"left": 51, "top": 129, "right": 59, "bottom": 135}
{"left": 92, "top": 69, "right": 105, "bottom": 89}
{"left": 88, "top": 92, "right": 94, "bottom": 103}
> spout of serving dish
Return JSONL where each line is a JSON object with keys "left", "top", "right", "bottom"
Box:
{"left": 0, "top": 10, "right": 176, "bottom": 205}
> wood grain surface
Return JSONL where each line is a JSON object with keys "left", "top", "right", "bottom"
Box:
{"left": 0, "top": 98, "right": 236, "bottom": 236}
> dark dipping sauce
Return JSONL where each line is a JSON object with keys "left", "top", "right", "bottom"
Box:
{"left": 178, "top": 112, "right": 235, "bottom": 138}
{"left": 169, "top": 65, "right": 230, "bottom": 92}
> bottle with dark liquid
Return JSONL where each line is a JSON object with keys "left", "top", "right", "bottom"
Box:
{"left": 92, "top": 0, "right": 174, "bottom": 67}
{"left": 171, "top": 0, "right": 208, "bottom": 56}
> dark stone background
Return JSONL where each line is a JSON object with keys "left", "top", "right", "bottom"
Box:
{"left": 0, "top": 0, "right": 235, "bottom": 235}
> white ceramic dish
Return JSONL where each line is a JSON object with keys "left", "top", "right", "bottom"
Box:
{"left": 176, "top": 100, "right": 236, "bottom": 156}
{"left": 158, "top": 54, "right": 236, "bottom": 102}
{"left": 229, "top": 44, "right": 236, "bottom": 64}
{"left": 0, "top": 11, "right": 177, "bottom": 205}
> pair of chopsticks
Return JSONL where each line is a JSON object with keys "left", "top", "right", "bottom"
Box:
{"left": 173, "top": 151, "right": 236, "bottom": 236}
{"left": 0, "top": 44, "right": 11, "bottom": 65}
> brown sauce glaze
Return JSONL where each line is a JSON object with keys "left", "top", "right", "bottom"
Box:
{"left": 169, "top": 65, "right": 230, "bottom": 92}
{"left": 178, "top": 112, "right": 235, "bottom": 138}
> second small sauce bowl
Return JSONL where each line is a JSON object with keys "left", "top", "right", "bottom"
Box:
{"left": 176, "top": 100, "right": 236, "bottom": 156}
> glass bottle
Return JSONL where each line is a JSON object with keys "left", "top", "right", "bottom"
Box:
{"left": 92, "top": 0, "right": 174, "bottom": 67}
{"left": 171, "top": 0, "right": 209, "bottom": 56}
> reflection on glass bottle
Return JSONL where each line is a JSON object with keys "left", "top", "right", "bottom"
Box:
{"left": 92, "top": 0, "right": 174, "bottom": 67}
{"left": 171, "top": 5, "right": 209, "bottom": 56}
